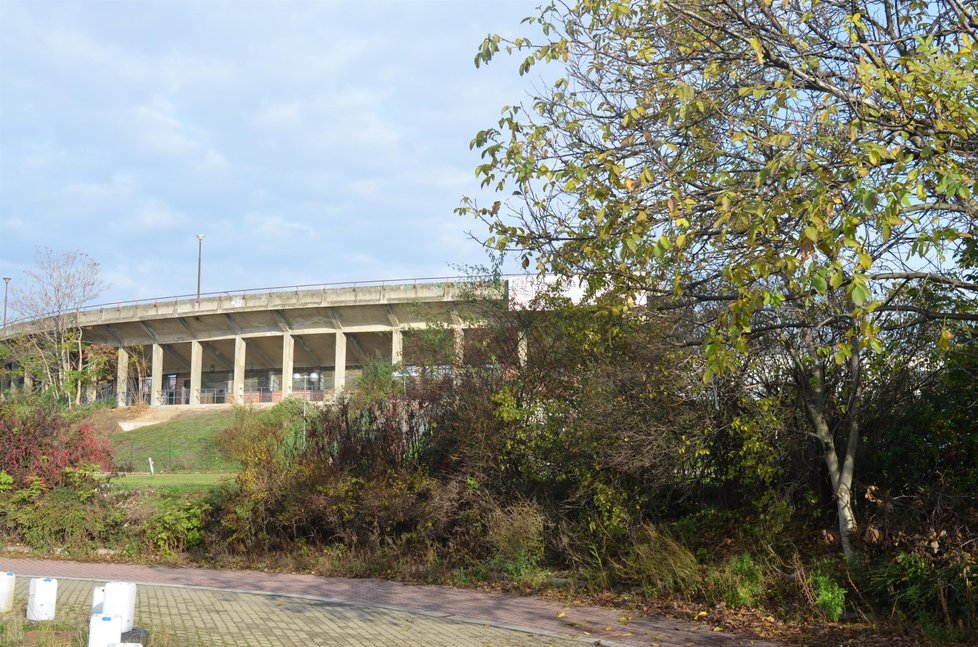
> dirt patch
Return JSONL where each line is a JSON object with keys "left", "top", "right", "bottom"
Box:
{"left": 82, "top": 406, "right": 149, "bottom": 435}
{"left": 83, "top": 405, "right": 233, "bottom": 434}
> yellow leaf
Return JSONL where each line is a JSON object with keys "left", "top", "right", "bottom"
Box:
{"left": 557, "top": 611, "right": 568, "bottom": 619}
{"left": 938, "top": 328, "right": 953, "bottom": 351}
{"left": 749, "top": 36, "right": 764, "bottom": 64}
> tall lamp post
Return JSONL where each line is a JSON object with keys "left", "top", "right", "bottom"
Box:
{"left": 2, "top": 277, "right": 10, "bottom": 328}
{"left": 195, "top": 234, "right": 205, "bottom": 303}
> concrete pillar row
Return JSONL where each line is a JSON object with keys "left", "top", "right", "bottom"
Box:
{"left": 334, "top": 331, "right": 347, "bottom": 396}
{"left": 453, "top": 327, "right": 464, "bottom": 368}
{"left": 150, "top": 343, "right": 163, "bottom": 407}
{"left": 189, "top": 340, "right": 203, "bottom": 405}
{"left": 282, "top": 333, "right": 294, "bottom": 399}
{"left": 116, "top": 348, "right": 129, "bottom": 408}
{"left": 233, "top": 336, "right": 246, "bottom": 405}
{"left": 391, "top": 329, "right": 403, "bottom": 365}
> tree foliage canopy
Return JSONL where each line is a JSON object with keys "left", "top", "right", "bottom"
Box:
{"left": 462, "top": 0, "right": 978, "bottom": 557}
{"left": 465, "top": 0, "right": 977, "bottom": 352}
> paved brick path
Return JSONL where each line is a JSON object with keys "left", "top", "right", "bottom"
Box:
{"left": 7, "top": 578, "right": 581, "bottom": 646}
{"left": 1, "top": 557, "right": 782, "bottom": 646}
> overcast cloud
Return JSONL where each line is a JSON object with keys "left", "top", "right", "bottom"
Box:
{"left": 0, "top": 0, "right": 542, "bottom": 309}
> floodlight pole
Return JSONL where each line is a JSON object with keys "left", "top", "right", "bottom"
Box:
{"left": 2, "top": 277, "right": 10, "bottom": 328}
{"left": 195, "top": 234, "right": 205, "bottom": 304}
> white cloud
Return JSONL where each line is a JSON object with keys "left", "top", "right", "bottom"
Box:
{"left": 0, "top": 217, "right": 30, "bottom": 235}
{"left": 129, "top": 99, "right": 227, "bottom": 169}
{"left": 63, "top": 174, "right": 136, "bottom": 201}
{"left": 135, "top": 199, "right": 188, "bottom": 230}
{"left": 253, "top": 101, "right": 304, "bottom": 130}
{"left": 241, "top": 213, "right": 316, "bottom": 239}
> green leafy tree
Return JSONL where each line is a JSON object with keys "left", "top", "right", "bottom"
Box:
{"left": 461, "top": 0, "right": 978, "bottom": 557}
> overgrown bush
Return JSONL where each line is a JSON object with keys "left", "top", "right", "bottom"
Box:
{"left": 0, "top": 483, "right": 126, "bottom": 551}
{"left": 862, "top": 552, "right": 977, "bottom": 642}
{"left": 611, "top": 525, "right": 703, "bottom": 597}
{"left": 208, "top": 374, "right": 511, "bottom": 569}
{"left": 143, "top": 498, "right": 212, "bottom": 557}
{"left": 487, "top": 500, "right": 546, "bottom": 579}
{"left": 0, "top": 395, "right": 114, "bottom": 488}
{"left": 811, "top": 571, "right": 846, "bottom": 621}
{"left": 708, "top": 554, "right": 768, "bottom": 609}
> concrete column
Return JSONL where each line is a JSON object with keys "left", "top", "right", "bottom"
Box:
{"left": 233, "top": 336, "right": 246, "bottom": 405}
{"left": 116, "top": 348, "right": 129, "bottom": 408}
{"left": 282, "top": 333, "right": 294, "bottom": 399}
{"left": 517, "top": 331, "right": 528, "bottom": 367}
{"left": 391, "top": 329, "right": 403, "bottom": 365}
{"left": 189, "top": 340, "right": 202, "bottom": 405}
{"left": 334, "top": 331, "right": 346, "bottom": 396}
{"left": 151, "top": 343, "right": 163, "bottom": 407}
{"left": 453, "top": 327, "right": 464, "bottom": 368}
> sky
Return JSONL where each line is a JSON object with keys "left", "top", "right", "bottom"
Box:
{"left": 0, "top": 0, "right": 545, "bottom": 309}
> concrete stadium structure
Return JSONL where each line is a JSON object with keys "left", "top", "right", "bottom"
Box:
{"left": 0, "top": 278, "right": 513, "bottom": 408}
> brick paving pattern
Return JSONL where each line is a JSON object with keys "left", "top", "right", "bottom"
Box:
{"left": 10, "top": 578, "right": 579, "bottom": 646}
{"left": 1, "top": 557, "right": 782, "bottom": 646}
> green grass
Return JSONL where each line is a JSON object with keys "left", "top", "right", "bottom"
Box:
{"left": 1, "top": 611, "right": 179, "bottom": 646}
{"left": 110, "top": 472, "right": 234, "bottom": 496}
{"left": 110, "top": 411, "right": 238, "bottom": 473}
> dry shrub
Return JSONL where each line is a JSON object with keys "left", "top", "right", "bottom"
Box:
{"left": 612, "top": 524, "right": 703, "bottom": 596}
{"left": 487, "top": 500, "right": 546, "bottom": 578}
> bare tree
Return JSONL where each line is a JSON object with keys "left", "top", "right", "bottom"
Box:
{"left": 11, "top": 248, "right": 104, "bottom": 406}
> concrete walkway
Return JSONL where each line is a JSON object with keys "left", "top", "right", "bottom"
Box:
{"left": 1, "top": 557, "right": 781, "bottom": 646}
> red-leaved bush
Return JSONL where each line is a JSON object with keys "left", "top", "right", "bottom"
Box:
{"left": 0, "top": 400, "right": 114, "bottom": 488}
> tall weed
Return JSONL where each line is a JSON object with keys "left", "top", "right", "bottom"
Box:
{"left": 613, "top": 525, "right": 703, "bottom": 597}
{"left": 487, "top": 500, "right": 546, "bottom": 579}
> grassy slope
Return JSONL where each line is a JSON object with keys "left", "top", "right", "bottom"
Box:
{"left": 107, "top": 410, "right": 238, "bottom": 473}
{"left": 111, "top": 472, "right": 234, "bottom": 496}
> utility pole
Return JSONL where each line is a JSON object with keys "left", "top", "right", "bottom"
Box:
{"left": 2, "top": 277, "right": 10, "bottom": 328}
{"left": 196, "top": 234, "right": 205, "bottom": 303}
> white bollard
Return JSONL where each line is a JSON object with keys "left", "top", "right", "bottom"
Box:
{"left": 26, "top": 577, "right": 58, "bottom": 621}
{"left": 0, "top": 572, "right": 15, "bottom": 612}
{"left": 102, "top": 582, "right": 137, "bottom": 632}
{"left": 92, "top": 585, "right": 106, "bottom": 614}
{"left": 88, "top": 613, "right": 122, "bottom": 647}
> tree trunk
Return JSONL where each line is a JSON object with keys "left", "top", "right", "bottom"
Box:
{"left": 799, "top": 362, "right": 860, "bottom": 560}
{"left": 75, "top": 328, "right": 85, "bottom": 406}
